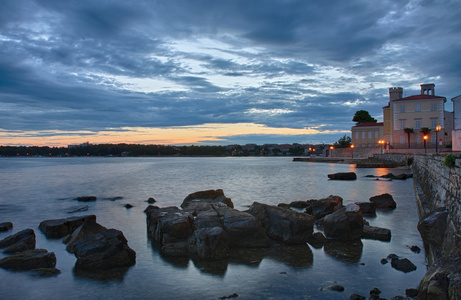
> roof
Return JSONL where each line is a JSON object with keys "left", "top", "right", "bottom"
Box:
{"left": 352, "top": 122, "right": 383, "bottom": 128}
{"left": 394, "top": 94, "right": 446, "bottom": 101}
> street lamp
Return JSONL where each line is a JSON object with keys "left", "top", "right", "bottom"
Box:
{"left": 423, "top": 135, "right": 428, "bottom": 154}
{"left": 350, "top": 144, "right": 354, "bottom": 158}
{"left": 378, "top": 140, "right": 384, "bottom": 154}
{"left": 329, "top": 146, "right": 334, "bottom": 158}
{"left": 436, "top": 125, "right": 442, "bottom": 153}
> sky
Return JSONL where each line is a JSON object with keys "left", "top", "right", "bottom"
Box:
{"left": 1, "top": 0, "right": 460, "bottom": 147}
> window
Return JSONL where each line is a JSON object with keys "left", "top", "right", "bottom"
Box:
{"left": 400, "top": 120, "right": 406, "bottom": 130}
{"left": 414, "top": 134, "right": 419, "bottom": 144}
{"left": 400, "top": 104, "right": 405, "bottom": 113}
{"left": 415, "top": 104, "right": 421, "bottom": 112}
{"left": 375, "top": 131, "right": 379, "bottom": 138}
{"left": 431, "top": 103, "right": 437, "bottom": 111}
{"left": 415, "top": 119, "right": 421, "bottom": 129}
{"left": 400, "top": 136, "right": 405, "bottom": 144}
{"left": 355, "top": 131, "right": 359, "bottom": 139}
{"left": 368, "top": 131, "right": 372, "bottom": 139}
{"left": 431, "top": 118, "right": 437, "bottom": 129}
{"left": 362, "top": 132, "right": 365, "bottom": 139}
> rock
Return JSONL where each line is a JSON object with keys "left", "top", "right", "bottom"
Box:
{"left": 39, "top": 215, "right": 96, "bottom": 238}
{"left": 391, "top": 296, "right": 407, "bottom": 300}
{"left": 0, "top": 222, "right": 13, "bottom": 232}
{"left": 417, "top": 208, "right": 448, "bottom": 248}
{"left": 76, "top": 196, "right": 97, "bottom": 202}
{"left": 248, "top": 202, "right": 314, "bottom": 244}
{"left": 67, "top": 205, "right": 89, "bottom": 214}
{"left": 380, "top": 258, "right": 388, "bottom": 264}
{"left": 147, "top": 197, "right": 157, "bottom": 204}
{"left": 307, "top": 232, "right": 328, "bottom": 249}
{"left": 324, "top": 204, "right": 363, "bottom": 241}
{"left": 380, "top": 173, "right": 413, "bottom": 180}
{"left": 218, "top": 293, "right": 238, "bottom": 299}
{"left": 188, "top": 227, "right": 229, "bottom": 260}
{"left": 362, "top": 225, "right": 391, "bottom": 242}
{"left": 327, "top": 172, "right": 357, "bottom": 180}
{"left": 65, "top": 217, "right": 107, "bottom": 253}
{"left": 305, "top": 195, "right": 343, "bottom": 219}
{"left": 72, "top": 229, "right": 136, "bottom": 270}
{"left": 0, "top": 249, "right": 56, "bottom": 270}
{"left": 418, "top": 255, "right": 461, "bottom": 300}
{"left": 0, "top": 228, "right": 36, "bottom": 254}
{"left": 124, "top": 204, "right": 134, "bottom": 209}
{"left": 181, "top": 189, "right": 234, "bottom": 209}
{"left": 355, "top": 202, "right": 376, "bottom": 215}
{"left": 405, "top": 288, "right": 418, "bottom": 298}
{"left": 349, "top": 294, "right": 366, "bottom": 300}
{"left": 391, "top": 256, "right": 417, "bottom": 273}
{"left": 287, "top": 201, "right": 310, "bottom": 209}
{"left": 410, "top": 245, "right": 421, "bottom": 254}
{"left": 105, "top": 196, "right": 123, "bottom": 201}
{"left": 370, "top": 287, "right": 381, "bottom": 295}
{"left": 326, "top": 285, "right": 345, "bottom": 292}
{"left": 369, "top": 193, "right": 396, "bottom": 209}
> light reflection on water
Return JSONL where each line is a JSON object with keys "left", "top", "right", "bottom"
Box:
{"left": 0, "top": 157, "right": 425, "bottom": 299}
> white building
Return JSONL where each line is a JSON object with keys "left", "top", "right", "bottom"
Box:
{"left": 452, "top": 95, "right": 461, "bottom": 151}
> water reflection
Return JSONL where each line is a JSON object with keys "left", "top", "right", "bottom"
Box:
{"left": 73, "top": 266, "right": 131, "bottom": 282}
{"left": 323, "top": 240, "right": 363, "bottom": 264}
{"left": 152, "top": 242, "right": 314, "bottom": 276}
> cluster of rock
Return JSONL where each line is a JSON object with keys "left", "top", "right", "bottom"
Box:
{"left": 145, "top": 189, "right": 395, "bottom": 262}
{"left": 0, "top": 225, "right": 57, "bottom": 274}
{"left": 0, "top": 215, "right": 135, "bottom": 275}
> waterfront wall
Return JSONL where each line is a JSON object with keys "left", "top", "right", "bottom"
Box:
{"left": 412, "top": 154, "right": 461, "bottom": 259}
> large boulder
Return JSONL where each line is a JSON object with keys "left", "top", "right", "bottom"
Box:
{"left": 188, "top": 227, "right": 229, "bottom": 260}
{"left": 72, "top": 229, "right": 136, "bottom": 270}
{"left": 369, "top": 193, "right": 396, "bottom": 209}
{"left": 181, "top": 189, "right": 234, "bottom": 209}
{"left": 324, "top": 204, "right": 363, "bottom": 241}
{"left": 355, "top": 202, "right": 377, "bottom": 215}
{"left": 362, "top": 225, "right": 391, "bottom": 242}
{"left": 39, "top": 215, "right": 96, "bottom": 238}
{"left": 0, "top": 228, "right": 36, "bottom": 254}
{"left": 214, "top": 204, "right": 270, "bottom": 248}
{"left": 390, "top": 255, "right": 417, "bottom": 273}
{"left": 418, "top": 255, "right": 461, "bottom": 300}
{"left": 327, "top": 172, "right": 357, "bottom": 180}
{"left": 305, "top": 195, "right": 343, "bottom": 219}
{"left": 417, "top": 208, "right": 448, "bottom": 249}
{"left": 0, "top": 249, "right": 56, "bottom": 270}
{"left": 248, "top": 202, "right": 314, "bottom": 244}
{"left": 64, "top": 218, "right": 107, "bottom": 253}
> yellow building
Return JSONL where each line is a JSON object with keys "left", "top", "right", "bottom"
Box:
{"left": 351, "top": 122, "right": 384, "bottom": 148}
{"left": 383, "top": 84, "right": 448, "bottom": 149}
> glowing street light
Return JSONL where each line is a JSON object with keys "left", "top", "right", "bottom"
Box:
{"left": 350, "top": 144, "right": 354, "bottom": 158}
{"left": 423, "top": 135, "right": 428, "bottom": 154}
{"left": 436, "top": 125, "right": 442, "bottom": 153}
{"left": 378, "top": 140, "right": 385, "bottom": 154}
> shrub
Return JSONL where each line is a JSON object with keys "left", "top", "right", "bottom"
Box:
{"left": 443, "top": 154, "right": 456, "bottom": 168}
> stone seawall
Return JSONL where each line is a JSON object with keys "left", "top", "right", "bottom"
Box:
{"left": 412, "top": 154, "right": 461, "bottom": 259}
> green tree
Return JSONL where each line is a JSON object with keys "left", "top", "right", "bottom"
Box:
{"left": 404, "top": 128, "right": 414, "bottom": 149}
{"left": 352, "top": 110, "right": 377, "bottom": 125}
{"left": 334, "top": 135, "right": 352, "bottom": 148}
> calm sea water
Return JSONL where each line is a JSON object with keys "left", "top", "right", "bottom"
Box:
{"left": 0, "top": 157, "right": 426, "bottom": 299}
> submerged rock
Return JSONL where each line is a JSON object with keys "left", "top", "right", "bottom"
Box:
{"left": 0, "top": 228, "right": 36, "bottom": 254}
{"left": 76, "top": 196, "right": 97, "bottom": 202}
{"left": 0, "top": 222, "right": 13, "bottom": 232}
{"left": 248, "top": 202, "right": 314, "bottom": 244}
{"left": 0, "top": 249, "right": 56, "bottom": 270}
{"left": 327, "top": 172, "right": 357, "bottom": 180}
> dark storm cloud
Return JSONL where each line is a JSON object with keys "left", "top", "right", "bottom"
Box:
{"left": 1, "top": 0, "right": 460, "bottom": 145}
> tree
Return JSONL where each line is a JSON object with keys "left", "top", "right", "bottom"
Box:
{"left": 420, "top": 127, "right": 431, "bottom": 152}
{"left": 404, "top": 128, "right": 414, "bottom": 149}
{"left": 334, "top": 135, "right": 352, "bottom": 148}
{"left": 352, "top": 110, "right": 377, "bottom": 125}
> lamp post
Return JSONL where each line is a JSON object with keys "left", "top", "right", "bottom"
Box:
{"left": 350, "top": 144, "right": 354, "bottom": 158}
{"left": 423, "top": 135, "right": 428, "bottom": 154}
{"left": 378, "top": 140, "right": 384, "bottom": 154}
{"left": 436, "top": 125, "right": 441, "bottom": 153}
{"left": 329, "top": 146, "right": 334, "bottom": 158}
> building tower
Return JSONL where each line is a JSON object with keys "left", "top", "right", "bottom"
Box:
{"left": 420, "top": 83, "right": 435, "bottom": 95}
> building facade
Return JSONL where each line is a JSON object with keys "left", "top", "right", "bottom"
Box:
{"left": 383, "top": 84, "right": 449, "bottom": 149}
{"left": 351, "top": 122, "right": 384, "bottom": 148}
{"left": 452, "top": 95, "right": 461, "bottom": 151}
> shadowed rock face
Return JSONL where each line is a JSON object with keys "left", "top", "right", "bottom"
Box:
{"left": 324, "top": 204, "right": 363, "bottom": 241}
{"left": 72, "top": 229, "right": 136, "bottom": 271}
{"left": 248, "top": 202, "right": 314, "bottom": 244}
{"left": 0, "top": 249, "right": 56, "bottom": 270}
{"left": 417, "top": 208, "right": 448, "bottom": 249}
{"left": 181, "top": 189, "right": 234, "bottom": 209}
{"left": 305, "top": 195, "right": 343, "bottom": 219}
{"left": 327, "top": 172, "right": 357, "bottom": 180}
{"left": 418, "top": 255, "right": 461, "bottom": 300}
{"left": 369, "top": 193, "right": 396, "bottom": 209}
{"left": 39, "top": 215, "right": 96, "bottom": 239}
{"left": 0, "top": 228, "right": 36, "bottom": 254}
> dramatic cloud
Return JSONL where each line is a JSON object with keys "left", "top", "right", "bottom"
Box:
{"left": 1, "top": 0, "right": 460, "bottom": 146}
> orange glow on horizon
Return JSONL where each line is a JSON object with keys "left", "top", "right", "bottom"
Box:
{"left": 0, "top": 123, "right": 346, "bottom": 147}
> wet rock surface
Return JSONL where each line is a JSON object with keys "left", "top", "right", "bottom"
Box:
{"left": 0, "top": 228, "right": 36, "bottom": 253}
{"left": 327, "top": 172, "right": 357, "bottom": 180}
{"left": 369, "top": 193, "right": 396, "bottom": 209}
{"left": 324, "top": 204, "right": 363, "bottom": 241}
{"left": 362, "top": 225, "right": 391, "bottom": 242}
{"left": 0, "top": 222, "right": 13, "bottom": 232}
{"left": 39, "top": 215, "right": 96, "bottom": 238}
{"left": 0, "top": 249, "right": 56, "bottom": 270}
